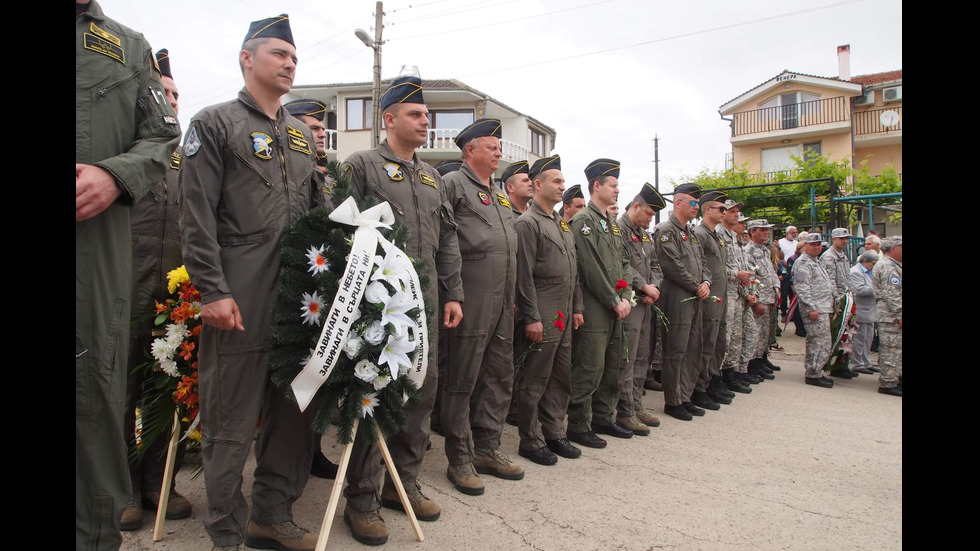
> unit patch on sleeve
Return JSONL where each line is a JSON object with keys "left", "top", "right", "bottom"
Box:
{"left": 660, "top": 231, "right": 672, "bottom": 243}
{"left": 889, "top": 274, "right": 900, "bottom": 286}
{"left": 581, "top": 223, "right": 592, "bottom": 235}
{"left": 184, "top": 126, "right": 202, "bottom": 156}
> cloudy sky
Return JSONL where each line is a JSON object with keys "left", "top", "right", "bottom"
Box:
{"left": 94, "top": 0, "right": 902, "bottom": 204}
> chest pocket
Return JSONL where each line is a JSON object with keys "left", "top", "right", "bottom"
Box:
{"left": 229, "top": 140, "right": 276, "bottom": 187}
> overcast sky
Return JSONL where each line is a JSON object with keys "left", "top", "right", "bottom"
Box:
{"left": 95, "top": 0, "right": 902, "bottom": 205}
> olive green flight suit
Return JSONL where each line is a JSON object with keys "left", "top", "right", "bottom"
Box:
{"left": 76, "top": 2, "right": 180, "bottom": 548}
{"left": 654, "top": 215, "right": 710, "bottom": 407}
{"left": 617, "top": 214, "right": 663, "bottom": 416}
{"left": 514, "top": 201, "right": 582, "bottom": 451}
{"left": 341, "top": 141, "right": 464, "bottom": 513}
{"left": 440, "top": 163, "right": 517, "bottom": 465}
{"left": 568, "top": 202, "right": 632, "bottom": 432}
{"left": 693, "top": 220, "right": 728, "bottom": 392}
{"left": 179, "top": 89, "right": 323, "bottom": 546}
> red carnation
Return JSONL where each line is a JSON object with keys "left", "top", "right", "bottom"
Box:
{"left": 556, "top": 310, "right": 565, "bottom": 320}
{"left": 615, "top": 279, "right": 628, "bottom": 291}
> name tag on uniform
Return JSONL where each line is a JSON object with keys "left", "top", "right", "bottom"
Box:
{"left": 641, "top": 232, "right": 650, "bottom": 242}
{"left": 419, "top": 172, "right": 437, "bottom": 188}
{"left": 610, "top": 221, "right": 621, "bottom": 236}
{"left": 560, "top": 219, "right": 570, "bottom": 232}
{"left": 83, "top": 23, "right": 125, "bottom": 64}
{"left": 170, "top": 149, "right": 181, "bottom": 170}
{"left": 496, "top": 193, "right": 511, "bottom": 208}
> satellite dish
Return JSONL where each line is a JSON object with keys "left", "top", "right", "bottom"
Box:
{"left": 879, "top": 110, "right": 900, "bottom": 128}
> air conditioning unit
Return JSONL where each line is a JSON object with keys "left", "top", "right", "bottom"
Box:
{"left": 853, "top": 90, "right": 874, "bottom": 106}
{"left": 883, "top": 86, "right": 902, "bottom": 102}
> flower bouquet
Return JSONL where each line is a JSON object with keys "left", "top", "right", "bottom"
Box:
{"left": 268, "top": 164, "right": 432, "bottom": 444}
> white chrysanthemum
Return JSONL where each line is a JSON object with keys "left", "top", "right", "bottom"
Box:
{"left": 378, "top": 333, "right": 414, "bottom": 380}
{"left": 360, "top": 392, "right": 380, "bottom": 418}
{"left": 300, "top": 291, "right": 325, "bottom": 326}
{"left": 363, "top": 281, "right": 390, "bottom": 305}
{"left": 372, "top": 374, "right": 391, "bottom": 391}
{"left": 151, "top": 338, "right": 176, "bottom": 364}
{"left": 166, "top": 322, "right": 189, "bottom": 342}
{"left": 159, "top": 357, "right": 179, "bottom": 377}
{"left": 363, "top": 321, "right": 387, "bottom": 345}
{"left": 343, "top": 336, "right": 365, "bottom": 360}
{"left": 306, "top": 244, "right": 330, "bottom": 275}
{"left": 354, "top": 359, "right": 380, "bottom": 383}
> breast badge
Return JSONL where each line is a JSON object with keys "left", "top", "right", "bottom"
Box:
{"left": 251, "top": 132, "right": 273, "bottom": 160}
{"left": 383, "top": 163, "right": 404, "bottom": 181}
{"left": 559, "top": 219, "right": 570, "bottom": 232}
{"left": 478, "top": 191, "right": 491, "bottom": 205}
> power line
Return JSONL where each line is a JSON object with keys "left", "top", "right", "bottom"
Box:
{"left": 391, "top": 0, "right": 521, "bottom": 24}
{"left": 457, "top": 0, "right": 866, "bottom": 78}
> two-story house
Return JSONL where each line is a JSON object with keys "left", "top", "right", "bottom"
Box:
{"left": 717, "top": 45, "right": 902, "bottom": 235}
{"left": 285, "top": 78, "right": 556, "bottom": 178}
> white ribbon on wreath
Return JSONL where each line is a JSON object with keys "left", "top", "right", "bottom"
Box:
{"left": 291, "top": 197, "right": 429, "bottom": 412}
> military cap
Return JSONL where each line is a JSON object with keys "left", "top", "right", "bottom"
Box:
{"left": 802, "top": 233, "right": 823, "bottom": 244}
{"left": 880, "top": 236, "right": 902, "bottom": 251}
{"left": 501, "top": 160, "right": 530, "bottom": 184}
{"left": 381, "top": 76, "right": 425, "bottom": 110}
{"left": 736, "top": 212, "right": 749, "bottom": 223}
{"left": 562, "top": 184, "right": 584, "bottom": 205}
{"left": 831, "top": 228, "right": 851, "bottom": 238}
{"left": 433, "top": 159, "right": 462, "bottom": 176}
{"left": 155, "top": 49, "right": 173, "bottom": 79}
{"left": 454, "top": 118, "right": 502, "bottom": 149}
{"left": 722, "top": 198, "right": 744, "bottom": 210}
{"left": 635, "top": 183, "right": 666, "bottom": 210}
{"left": 699, "top": 190, "right": 729, "bottom": 204}
{"left": 244, "top": 14, "right": 294, "bottom": 47}
{"left": 530, "top": 155, "right": 561, "bottom": 180}
{"left": 673, "top": 182, "right": 702, "bottom": 198}
{"left": 746, "top": 219, "right": 774, "bottom": 230}
{"left": 584, "top": 158, "right": 620, "bottom": 183}
{"left": 284, "top": 99, "right": 327, "bottom": 121}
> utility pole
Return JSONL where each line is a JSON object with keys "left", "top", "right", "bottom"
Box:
{"left": 652, "top": 135, "right": 661, "bottom": 224}
{"left": 371, "top": 2, "right": 384, "bottom": 148}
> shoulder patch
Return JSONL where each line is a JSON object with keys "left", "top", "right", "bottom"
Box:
{"left": 419, "top": 172, "right": 437, "bottom": 188}
{"left": 581, "top": 223, "right": 592, "bottom": 235}
{"left": 251, "top": 132, "right": 273, "bottom": 160}
{"left": 184, "top": 126, "right": 202, "bottom": 156}
{"left": 660, "top": 231, "right": 672, "bottom": 243}
{"left": 384, "top": 163, "right": 404, "bottom": 181}
{"left": 169, "top": 149, "right": 181, "bottom": 170}
{"left": 496, "top": 192, "right": 512, "bottom": 208}
{"left": 889, "top": 274, "right": 900, "bottom": 286}
{"left": 560, "top": 219, "right": 570, "bottom": 232}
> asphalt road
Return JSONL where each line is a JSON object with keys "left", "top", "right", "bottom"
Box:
{"left": 120, "top": 329, "right": 902, "bottom": 550}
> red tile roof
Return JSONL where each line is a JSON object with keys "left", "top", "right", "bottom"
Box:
{"left": 849, "top": 70, "right": 902, "bottom": 85}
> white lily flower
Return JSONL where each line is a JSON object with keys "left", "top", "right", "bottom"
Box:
{"left": 380, "top": 291, "right": 416, "bottom": 331}
{"left": 378, "top": 332, "right": 414, "bottom": 379}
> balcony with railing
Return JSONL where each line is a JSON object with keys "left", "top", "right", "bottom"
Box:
{"left": 418, "top": 128, "right": 533, "bottom": 161}
{"left": 324, "top": 129, "right": 338, "bottom": 152}
{"left": 853, "top": 106, "right": 902, "bottom": 137}
{"left": 730, "top": 96, "right": 850, "bottom": 138}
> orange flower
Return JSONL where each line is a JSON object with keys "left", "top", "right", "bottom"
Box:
{"left": 179, "top": 341, "right": 196, "bottom": 361}
{"left": 189, "top": 325, "right": 202, "bottom": 338}
{"left": 171, "top": 302, "right": 197, "bottom": 324}
{"left": 155, "top": 301, "right": 169, "bottom": 314}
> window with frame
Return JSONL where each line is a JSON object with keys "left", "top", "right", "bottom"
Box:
{"left": 529, "top": 128, "right": 546, "bottom": 156}
{"left": 430, "top": 110, "right": 474, "bottom": 130}
{"left": 757, "top": 91, "right": 823, "bottom": 122}
{"left": 346, "top": 97, "right": 373, "bottom": 131}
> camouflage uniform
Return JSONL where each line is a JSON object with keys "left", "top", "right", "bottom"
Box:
{"left": 792, "top": 253, "right": 834, "bottom": 378}
{"left": 820, "top": 246, "right": 851, "bottom": 301}
{"left": 744, "top": 241, "right": 779, "bottom": 360}
{"left": 872, "top": 255, "right": 902, "bottom": 388}
{"left": 717, "top": 224, "right": 751, "bottom": 374}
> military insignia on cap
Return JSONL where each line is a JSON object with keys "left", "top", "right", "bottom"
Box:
{"left": 496, "top": 193, "right": 511, "bottom": 208}
{"left": 251, "top": 132, "right": 273, "bottom": 160}
{"left": 170, "top": 149, "right": 181, "bottom": 170}
{"left": 560, "top": 219, "right": 570, "bottom": 232}
{"left": 184, "top": 127, "right": 202, "bottom": 156}
{"left": 660, "top": 231, "right": 672, "bottom": 243}
{"left": 631, "top": 232, "right": 639, "bottom": 243}
{"left": 611, "top": 222, "right": 621, "bottom": 236}
{"left": 384, "top": 163, "right": 404, "bottom": 181}
{"left": 581, "top": 224, "right": 592, "bottom": 235}
{"left": 681, "top": 231, "right": 688, "bottom": 241}
{"left": 889, "top": 275, "right": 900, "bottom": 286}
{"left": 478, "top": 191, "right": 491, "bottom": 205}
{"left": 419, "top": 172, "right": 438, "bottom": 188}
{"left": 599, "top": 219, "right": 609, "bottom": 233}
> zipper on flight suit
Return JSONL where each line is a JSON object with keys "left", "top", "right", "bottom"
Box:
{"left": 274, "top": 124, "right": 290, "bottom": 210}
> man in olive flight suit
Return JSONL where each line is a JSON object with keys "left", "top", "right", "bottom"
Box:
{"left": 503, "top": 160, "right": 532, "bottom": 216}
{"left": 284, "top": 98, "right": 334, "bottom": 207}
{"left": 617, "top": 184, "right": 666, "bottom": 433}
{"left": 440, "top": 118, "right": 522, "bottom": 496}
{"left": 513, "top": 156, "right": 585, "bottom": 466}
{"left": 76, "top": 2, "right": 181, "bottom": 548}
{"left": 340, "top": 75, "right": 465, "bottom": 545}
{"left": 178, "top": 15, "right": 324, "bottom": 551}
{"left": 655, "top": 183, "right": 711, "bottom": 422}
{"left": 567, "top": 159, "right": 633, "bottom": 448}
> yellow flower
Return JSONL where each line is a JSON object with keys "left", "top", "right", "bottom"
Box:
{"left": 167, "top": 265, "right": 190, "bottom": 294}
